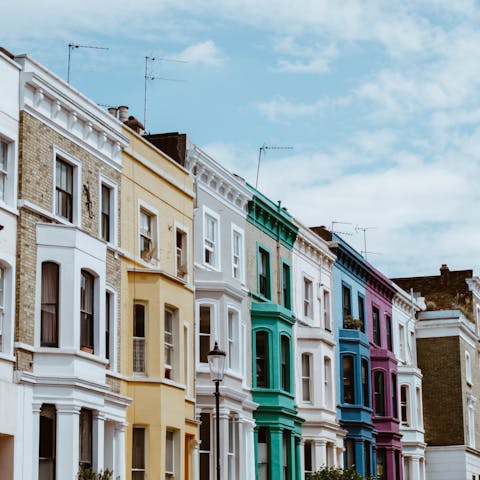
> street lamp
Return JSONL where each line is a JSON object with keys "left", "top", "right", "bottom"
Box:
{"left": 208, "top": 341, "right": 226, "bottom": 480}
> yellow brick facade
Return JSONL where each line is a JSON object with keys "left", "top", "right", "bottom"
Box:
{"left": 120, "top": 126, "right": 197, "bottom": 480}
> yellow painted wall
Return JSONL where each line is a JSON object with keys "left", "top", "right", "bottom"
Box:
{"left": 120, "top": 126, "right": 197, "bottom": 480}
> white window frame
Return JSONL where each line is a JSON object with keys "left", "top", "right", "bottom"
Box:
{"left": 303, "top": 276, "right": 313, "bottom": 320}
{"left": 164, "top": 306, "right": 177, "bottom": 380}
{"left": 105, "top": 286, "right": 117, "bottom": 371}
{"left": 301, "top": 352, "right": 312, "bottom": 403}
{"left": 98, "top": 175, "right": 118, "bottom": 246}
{"left": 323, "top": 289, "right": 331, "bottom": 331}
{"left": 174, "top": 222, "right": 189, "bottom": 279}
{"left": 324, "top": 356, "right": 332, "bottom": 408}
{"left": 399, "top": 324, "right": 406, "bottom": 363}
{"left": 228, "top": 416, "right": 237, "bottom": 480}
{"left": 400, "top": 384, "right": 410, "bottom": 427}
{"left": 231, "top": 224, "right": 244, "bottom": 282}
{"left": 466, "top": 351, "right": 472, "bottom": 385}
{"left": 196, "top": 301, "right": 217, "bottom": 367}
{"left": 468, "top": 397, "right": 476, "bottom": 448}
{"left": 416, "top": 387, "right": 423, "bottom": 428}
{"left": 165, "top": 429, "right": 176, "bottom": 478}
{"left": 227, "top": 307, "right": 240, "bottom": 372}
{"left": 52, "top": 146, "right": 82, "bottom": 226}
{"left": 138, "top": 200, "right": 159, "bottom": 265}
{"left": 183, "top": 323, "right": 190, "bottom": 395}
{"left": 0, "top": 265, "right": 5, "bottom": 353}
{"left": 203, "top": 206, "right": 220, "bottom": 270}
{"left": 133, "top": 301, "right": 147, "bottom": 375}
{"left": 0, "top": 138, "right": 9, "bottom": 203}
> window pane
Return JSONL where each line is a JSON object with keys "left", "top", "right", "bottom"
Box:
{"left": 165, "top": 431, "right": 174, "bottom": 474}
{"left": 373, "top": 307, "right": 381, "bottom": 345}
{"left": 133, "top": 303, "right": 145, "bottom": 373}
{"left": 199, "top": 306, "right": 211, "bottom": 363}
{"left": 79, "top": 409, "right": 92, "bottom": 468}
{"left": 200, "top": 413, "right": 210, "bottom": 480}
{"left": 281, "top": 336, "right": 289, "bottom": 391}
{"left": 343, "top": 356, "right": 354, "bottom": 404}
{"left": 374, "top": 371, "right": 385, "bottom": 416}
{"left": 41, "top": 262, "right": 59, "bottom": 347}
{"left": 80, "top": 270, "right": 94, "bottom": 350}
{"left": 362, "top": 359, "right": 369, "bottom": 407}
{"left": 258, "top": 427, "right": 269, "bottom": 480}
{"left": 39, "top": 404, "right": 56, "bottom": 480}
{"left": 302, "top": 354, "right": 311, "bottom": 402}
{"left": 132, "top": 427, "right": 145, "bottom": 469}
{"left": 101, "top": 184, "right": 111, "bottom": 241}
{"left": 256, "top": 332, "right": 269, "bottom": 388}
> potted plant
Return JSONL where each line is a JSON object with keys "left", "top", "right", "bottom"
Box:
{"left": 343, "top": 315, "right": 363, "bottom": 330}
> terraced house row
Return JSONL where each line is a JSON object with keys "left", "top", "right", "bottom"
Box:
{"left": 1, "top": 47, "right": 480, "bottom": 480}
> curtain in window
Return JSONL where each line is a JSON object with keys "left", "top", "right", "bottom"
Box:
{"left": 41, "top": 262, "right": 59, "bottom": 347}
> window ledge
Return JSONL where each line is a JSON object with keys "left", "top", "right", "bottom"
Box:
{"left": 0, "top": 201, "right": 19, "bottom": 216}
{"left": 0, "top": 352, "right": 16, "bottom": 363}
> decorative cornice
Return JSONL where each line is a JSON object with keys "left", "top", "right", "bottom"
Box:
{"left": 16, "top": 55, "right": 128, "bottom": 171}
{"left": 294, "top": 221, "right": 336, "bottom": 269}
{"left": 185, "top": 144, "right": 251, "bottom": 215}
{"left": 247, "top": 185, "right": 298, "bottom": 250}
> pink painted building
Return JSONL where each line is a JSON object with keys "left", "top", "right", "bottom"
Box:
{"left": 366, "top": 267, "right": 402, "bottom": 480}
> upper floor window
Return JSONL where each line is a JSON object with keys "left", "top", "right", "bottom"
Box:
{"left": 140, "top": 209, "right": 156, "bottom": 263}
{"left": 374, "top": 371, "right": 385, "bottom": 416}
{"left": 392, "top": 373, "right": 398, "bottom": 418}
{"left": 227, "top": 309, "right": 239, "bottom": 371}
{"left": 258, "top": 247, "right": 271, "bottom": 299}
{"left": 55, "top": 158, "right": 74, "bottom": 222}
{"left": 41, "top": 262, "right": 59, "bottom": 347}
{"left": 416, "top": 387, "right": 423, "bottom": 428}
{"left": 105, "top": 291, "right": 113, "bottom": 364}
{"left": 281, "top": 262, "right": 291, "bottom": 310}
{"left": 164, "top": 307, "right": 176, "bottom": 379}
{"left": 0, "top": 267, "right": 4, "bottom": 351}
{"left": 399, "top": 324, "right": 406, "bottom": 362}
{"left": 133, "top": 303, "right": 146, "bottom": 374}
{"left": 199, "top": 305, "right": 212, "bottom": 364}
{"left": 79, "top": 408, "right": 93, "bottom": 471}
{"left": 466, "top": 352, "right": 472, "bottom": 385}
{"left": 232, "top": 227, "right": 243, "bottom": 281}
{"left": 400, "top": 385, "right": 410, "bottom": 426}
{"left": 204, "top": 213, "right": 218, "bottom": 268}
{"left": 255, "top": 331, "right": 269, "bottom": 388}
{"left": 323, "top": 290, "right": 331, "bottom": 331}
{"left": 132, "top": 427, "right": 146, "bottom": 480}
{"left": 358, "top": 295, "right": 365, "bottom": 332}
{"left": 386, "top": 315, "right": 393, "bottom": 351}
{"left": 361, "top": 358, "right": 370, "bottom": 408}
{"left": 100, "top": 181, "right": 117, "bottom": 244}
{"left": 80, "top": 270, "right": 94, "bottom": 352}
{"left": 175, "top": 228, "right": 188, "bottom": 278}
{"left": 324, "top": 356, "right": 332, "bottom": 408}
{"left": 0, "top": 140, "right": 8, "bottom": 202}
{"left": 301, "top": 353, "right": 312, "bottom": 402}
{"left": 280, "top": 335, "right": 290, "bottom": 392}
{"left": 372, "top": 307, "right": 381, "bottom": 346}
{"left": 342, "top": 355, "right": 355, "bottom": 404}
{"left": 342, "top": 285, "right": 351, "bottom": 324}
{"left": 303, "top": 277, "right": 313, "bottom": 319}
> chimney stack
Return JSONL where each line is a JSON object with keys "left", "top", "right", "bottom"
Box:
{"left": 107, "top": 107, "right": 118, "bottom": 118}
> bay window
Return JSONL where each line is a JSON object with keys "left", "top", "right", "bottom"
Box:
{"left": 41, "top": 262, "right": 59, "bottom": 347}
{"left": 80, "top": 270, "right": 94, "bottom": 352}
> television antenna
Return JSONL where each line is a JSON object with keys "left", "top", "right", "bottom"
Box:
{"left": 330, "top": 221, "right": 353, "bottom": 237}
{"left": 143, "top": 55, "right": 187, "bottom": 132}
{"left": 255, "top": 143, "right": 293, "bottom": 189}
{"left": 355, "top": 225, "right": 377, "bottom": 260}
{"left": 67, "top": 43, "right": 109, "bottom": 83}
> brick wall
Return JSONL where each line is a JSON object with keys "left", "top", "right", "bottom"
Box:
{"left": 15, "top": 111, "right": 121, "bottom": 361}
{"left": 417, "top": 336, "right": 464, "bottom": 445}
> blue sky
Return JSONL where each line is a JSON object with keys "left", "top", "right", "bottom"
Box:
{"left": 4, "top": 0, "right": 480, "bottom": 277}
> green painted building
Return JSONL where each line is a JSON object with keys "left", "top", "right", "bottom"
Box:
{"left": 246, "top": 187, "right": 303, "bottom": 480}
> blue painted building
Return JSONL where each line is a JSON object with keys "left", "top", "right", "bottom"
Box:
{"left": 313, "top": 227, "right": 376, "bottom": 478}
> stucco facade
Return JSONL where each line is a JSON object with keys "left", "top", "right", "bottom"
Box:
{"left": 0, "top": 48, "right": 20, "bottom": 480}
{"left": 119, "top": 126, "right": 197, "bottom": 480}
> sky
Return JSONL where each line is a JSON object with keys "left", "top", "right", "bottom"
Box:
{"left": 3, "top": 0, "right": 480, "bottom": 277}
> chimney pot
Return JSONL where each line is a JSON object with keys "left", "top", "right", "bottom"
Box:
{"left": 118, "top": 105, "right": 129, "bottom": 122}
{"left": 107, "top": 107, "right": 118, "bottom": 118}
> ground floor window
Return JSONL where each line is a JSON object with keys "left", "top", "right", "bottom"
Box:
{"left": 376, "top": 448, "right": 386, "bottom": 480}
{"left": 199, "top": 413, "right": 210, "bottom": 480}
{"left": 39, "top": 404, "right": 56, "bottom": 480}
{"left": 257, "top": 427, "right": 269, "bottom": 480}
{"left": 304, "top": 441, "right": 313, "bottom": 478}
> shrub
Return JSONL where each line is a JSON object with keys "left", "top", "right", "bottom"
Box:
{"left": 308, "top": 465, "right": 374, "bottom": 480}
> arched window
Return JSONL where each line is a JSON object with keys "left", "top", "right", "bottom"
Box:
{"left": 342, "top": 355, "right": 355, "bottom": 404}
{"left": 280, "top": 335, "right": 290, "bottom": 392}
{"left": 255, "top": 332, "right": 269, "bottom": 388}
{"left": 41, "top": 262, "right": 59, "bottom": 347}
{"left": 374, "top": 371, "right": 385, "bottom": 416}
{"left": 80, "top": 270, "right": 94, "bottom": 352}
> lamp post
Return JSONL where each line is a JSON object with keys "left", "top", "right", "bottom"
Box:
{"left": 208, "top": 341, "right": 226, "bottom": 480}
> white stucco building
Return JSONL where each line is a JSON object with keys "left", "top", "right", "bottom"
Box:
{"left": 292, "top": 221, "right": 345, "bottom": 476}
{"left": 12, "top": 54, "right": 130, "bottom": 479}
{"left": 0, "top": 48, "right": 20, "bottom": 480}
{"left": 185, "top": 142, "right": 257, "bottom": 480}
{"left": 392, "top": 284, "right": 426, "bottom": 480}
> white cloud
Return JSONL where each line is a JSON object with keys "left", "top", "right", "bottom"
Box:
{"left": 176, "top": 40, "right": 227, "bottom": 66}
{"left": 255, "top": 97, "right": 325, "bottom": 121}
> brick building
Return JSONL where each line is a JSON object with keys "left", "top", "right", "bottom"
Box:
{"left": 394, "top": 265, "right": 480, "bottom": 480}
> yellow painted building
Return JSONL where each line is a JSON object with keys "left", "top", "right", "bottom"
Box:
{"left": 120, "top": 124, "right": 197, "bottom": 479}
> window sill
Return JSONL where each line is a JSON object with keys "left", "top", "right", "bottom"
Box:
{"left": 0, "top": 201, "right": 19, "bottom": 216}
{"left": 0, "top": 352, "right": 16, "bottom": 363}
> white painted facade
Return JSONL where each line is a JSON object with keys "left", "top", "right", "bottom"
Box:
{"left": 292, "top": 222, "right": 345, "bottom": 476}
{"left": 186, "top": 144, "right": 257, "bottom": 480}
{"left": 13, "top": 55, "right": 130, "bottom": 480}
{"left": 392, "top": 285, "right": 426, "bottom": 480}
{"left": 0, "top": 49, "right": 20, "bottom": 480}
